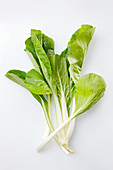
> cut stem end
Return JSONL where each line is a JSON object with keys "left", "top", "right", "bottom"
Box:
{"left": 62, "top": 144, "right": 74, "bottom": 154}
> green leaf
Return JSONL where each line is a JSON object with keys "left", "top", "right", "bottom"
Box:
{"left": 5, "top": 69, "right": 44, "bottom": 105}
{"left": 25, "top": 31, "right": 55, "bottom": 74}
{"left": 5, "top": 70, "right": 48, "bottom": 106}
{"left": 68, "top": 25, "right": 93, "bottom": 47}
{"left": 5, "top": 70, "right": 26, "bottom": 88}
{"left": 31, "top": 30, "right": 56, "bottom": 92}
{"left": 42, "top": 33, "right": 54, "bottom": 58}
{"left": 25, "top": 30, "right": 43, "bottom": 74}
{"left": 74, "top": 73, "right": 106, "bottom": 117}
{"left": 47, "top": 49, "right": 55, "bottom": 58}
{"left": 25, "top": 37, "right": 41, "bottom": 73}
{"left": 60, "top": 25, "right": 95, "bottom": 84}
{"left": 61, "top": 25, "right": 94, "bottom": 58}
{"left": 68, "top": 26, "right": 95, "bottom": 83}
{"left": 24, "top": 69, "right": 52, "bottom": 95}
{"left": 31, "top": 29, "right": 42, "bottom": 44}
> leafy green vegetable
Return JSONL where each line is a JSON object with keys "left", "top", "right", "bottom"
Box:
{"left": 5, "top": 70, "right": 26, "bottom": 88}
{"left": 68, "top": 25, "right": 93, "bottom": 47}
{"left": 61, "top": 25, "right": 94, "bottom": 58}
{"left": 68, "top": 27, "right": 95, "bottom": 83}
{"left": 61, "top": 25, "right": 95, "bottom": 82}
{"left": 5, "top": 69, "right": 42, "bottom": 105}
{"left": 74, "top": 73, "right": 106, "bottom": 116}
{"left": 5, "top": 24, "right": 106, "bottom": 154}
{"left": 42, "top": 33, "right": 54, "bottom": 57}
{"left": 25, "top": 36, "right": 41, "bottom": 74}
{"left": 31, "top": 30, "right": 56, "bottom": 92}
{"left": 24, "top": 69, "right": 52, "bottom": 95}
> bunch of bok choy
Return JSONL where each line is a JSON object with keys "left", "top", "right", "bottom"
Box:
{"left": 5, "top": 25, "right": 106, "bottom": 154}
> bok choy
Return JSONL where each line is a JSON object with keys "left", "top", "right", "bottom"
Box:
{"left": 5, "top": 25, "right": 106, "bottom": 154}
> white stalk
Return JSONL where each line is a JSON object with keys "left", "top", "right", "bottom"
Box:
{"left": 53, "top": 93, "right": 65, "bottom": 141}
{"left": 53, "top": 93, "right": 62, "bottom": 127}
{"left": 61, "top": 91, "right": 68, "bottom": 121}
{"left": 64, "top": 119, "right": 75, "bottom": 143}
{"left": 60, "top": 91, "right": 70, "bottom": 144}
{"left": 42, "top": 94, "right": 51, "bottom": 140}
{"left": 40, "top": 98, "right": 59, "bottom": 145}
{"left": 65, "top": 97, "right": 76, "bottom": 143}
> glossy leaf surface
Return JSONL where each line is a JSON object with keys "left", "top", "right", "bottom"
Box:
{"left": 24, "top": 69, "right": 52, "bottom": 95}
{"left": 5, "top": 70, "right": 26, "bottom": 88}
{"left": 68, "top": 26, "right": 95, "bottom": 83}
{"left": 74, "top": 73, "right": 106, "bottom": 117}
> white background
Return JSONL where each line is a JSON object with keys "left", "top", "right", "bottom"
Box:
{"left": 0, "top": 0, "right": 113, "bottom": 169}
